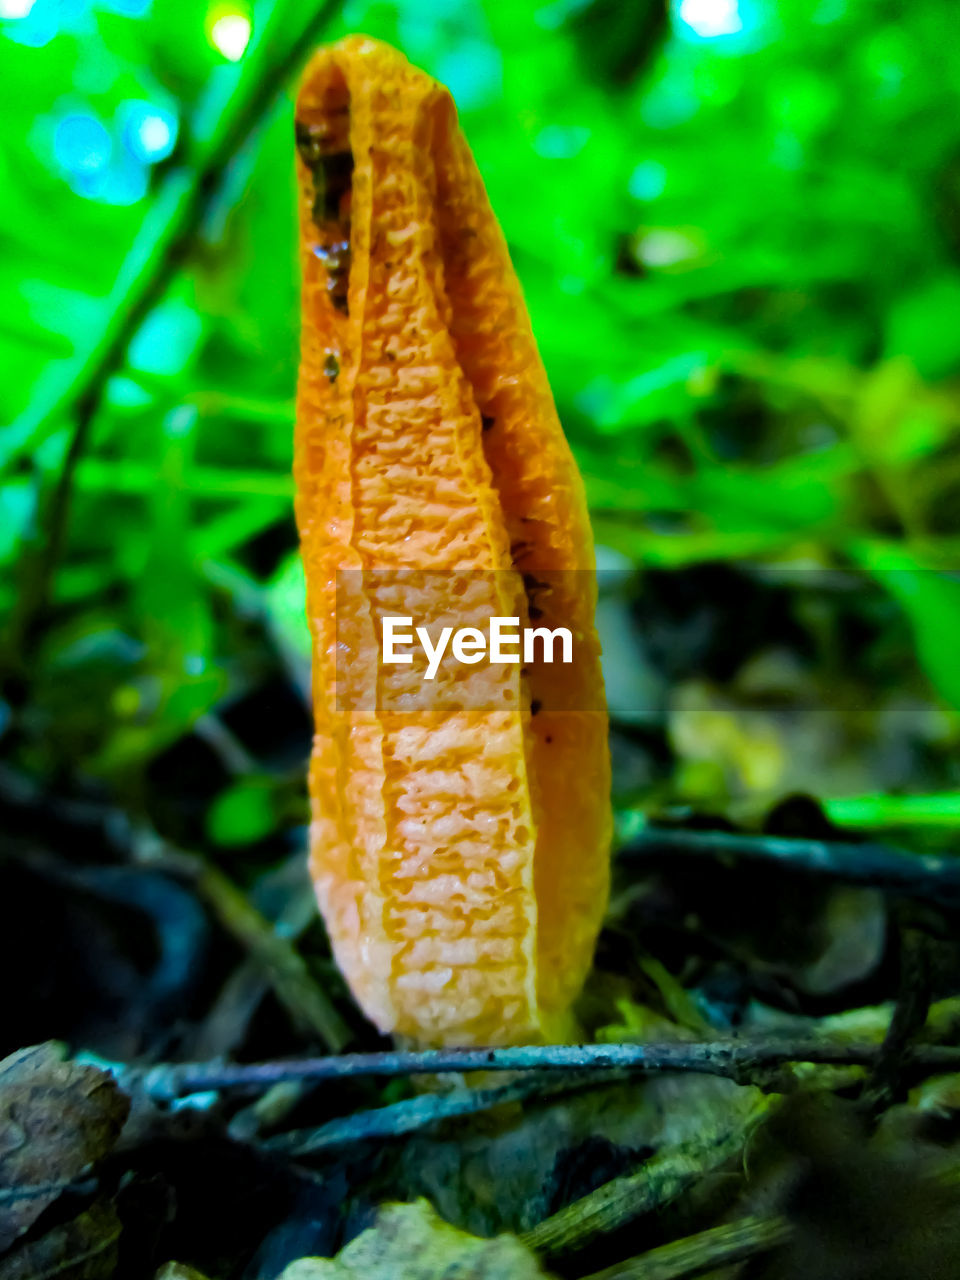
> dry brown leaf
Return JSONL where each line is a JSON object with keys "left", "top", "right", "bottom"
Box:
{"left": 0, "top": 1044, "right": 129, "bottom": 1251}
{"left": 278, "top": 1198, "right": 551, "bottom": 1279}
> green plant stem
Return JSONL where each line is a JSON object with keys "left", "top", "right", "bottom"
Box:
{"left": 3, "top": 0, "right": 338, "bottom": 671}
{"left": 578, "top": 1215, "right": 791, "bottom": 1280}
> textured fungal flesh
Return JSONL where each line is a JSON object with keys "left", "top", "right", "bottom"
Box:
{"left": 294, "top": 36, "right": 611, "bottom": 1045}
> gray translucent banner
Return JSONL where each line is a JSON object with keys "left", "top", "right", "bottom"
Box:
{"left": 329, "top": 569, "right": 604, "bottom": 715}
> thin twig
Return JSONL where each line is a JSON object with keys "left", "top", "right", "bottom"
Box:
{"left": 576, "top": 1148, "right": 960, "bottom": 1278}
{"left": 0, "top": 768, "right": 347, "bottom": 1050}
{"left": 579, "top": 1214, "right": 790, "bottom": 1280}
{"left": 137, "top": 846, "right": 350, "bottom": 1053}
{"left": 229, "top": 1081, "right": 314, "bottom": 1143}
{"left": 120, "top": 1039, "right": 960, "bottom": 1101}
{"left": 620, "top": 824, "right": 960, "bottom": 906}
{"left": 521, "top": 1104, "right": 770, "bottom": 1260}
{"left": 186, "top": 857, "right": 317, "bottom": 1062}
{"left": 262, "top": 1069, "right": 630, "bottom": 1157}
{"left": 863, "top": 908, "right": 935, "bottom": 1112}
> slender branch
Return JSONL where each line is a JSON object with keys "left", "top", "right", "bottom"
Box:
{"left": 136, "top": 846, "right": 350, "bottom": 1054}
{"left": 120, "top": 1039, "right": 960, "bottom": 1101}
{"left": 262, "top": 1070, "right": 628, "bottom": 1157}
{"left": 579, "top": 1214, "right": 791, "bottom": 1280}
{"left": 575, "top": 1149, "right": 960, "bottom": 1278}
{"left": 12, "top": 0, "right": 336, "bottom": 454}
{"left": 0, "top": 768, "right": 347, "bottom": 1049}
{"left": 863, "top": 910, "right": 934, "bottom": 1112}
{"left": 520, "top": 1106, "right": 769, "bottom": 1260}
{"left": 8, "top": 390, "right": 99, "bottom": 673}
{"left": 620, "top": 823, "right": 960, "bottom": 906}
{"left": 229, "top": 1081, "right": 307, "bottom": 1143}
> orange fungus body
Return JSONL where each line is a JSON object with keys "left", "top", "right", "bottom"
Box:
{"left": 294, "top": 36, "right": 611, "bottom": 1045}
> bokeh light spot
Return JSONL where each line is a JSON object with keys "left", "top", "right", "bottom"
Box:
{"left": 676, "top": 0, "right": 742, "bottom": 38}
{"left": 210, "top": 9, "right": 250, "bottom": 61}
{"left": 534, "top": 0, "right": 593, "bottom": 29}
{"left": 629, "top": 159, "right": 668, "bottom": 200}
{"left": 434, "top": 42, "right": 501, "bottom": 111}
{"left": 120, "top": 100, "right": 178, "bottom": 163}
{"left": 129, "top": 306, "right": 203, "bottom": 379}
{"left": 76, "top": 160, "right": 148, "bottom": 206}
{"left": 637, "top": 228, "right": 702, "bottom": 268}
{"left": 0, "top": 0, "right": 35, "bottom": 18}
{"left": 98, "top": 0, "right": 152, "bottom": 14}
{"left": 54, "top": 113, "right": 112, "bottom": 175}
{"left": 135, "top": 114, "right": 171, "bottom": 157}
{"left": 534, "top": 125, "right": 591, "bottom": 159}
{"left": 106, "top": 375, "right": 153, "bottom": 410}
{"left": 3, "top": 0, "right": 57, "bottom": 45}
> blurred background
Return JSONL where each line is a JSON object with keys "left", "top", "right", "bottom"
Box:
{"left": 3, "top": 0, "right": 960, "bottom": 1052}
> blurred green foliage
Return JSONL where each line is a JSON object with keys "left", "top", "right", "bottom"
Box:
{"left": 3, "top": 0, "right": 960, "bottom": 838}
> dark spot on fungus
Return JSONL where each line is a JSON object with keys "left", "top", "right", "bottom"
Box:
{"left": 295, "top": 120, "right": 326, "bottom": 167}
{"left": 312, "top": 150, "right": 354, "bottom": 223}
{"left": 481, "top": 414, "right": 495, "bottom": 432}
{"left": 313, "top": 240, "right": 350, "bottom": 268}
{"left": 296, "top": 113, "right": 353, "bottom": 316}
{"left": 522, "top": 573, "right": 550, "bottom": 621}
{"left": 531, "top": 699, "right": 542, "bottom": 716}
{"left": 316, "top": 241, "right": 352, "bottom": 312}
{"left": 324, "top": 352, "right": 340, "bottom": 382}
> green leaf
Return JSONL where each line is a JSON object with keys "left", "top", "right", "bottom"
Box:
{"left": 886, "top": 274, "right": 960, "bottom": 380}
{"left": 853, "top": 541, "right": 960, "bottom": 711}
{"left": 207, "top": 777, "right": 277, "bottom": 845}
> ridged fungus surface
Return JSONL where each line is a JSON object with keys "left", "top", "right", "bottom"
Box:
{"left": 294, "top": 35, "right": 611, "bottom": 1045}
